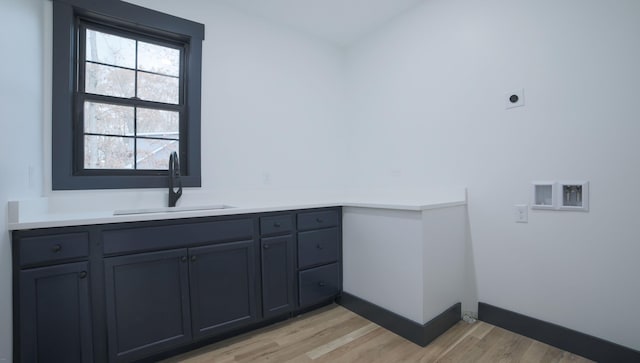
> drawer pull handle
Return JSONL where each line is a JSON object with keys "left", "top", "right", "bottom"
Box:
{"left": 264, "top": 244, "right": 270, "bottom": 249}
{"left": 79, "top": 271, "right": 87, "bottom": 279}
{"left": 318, "top": 281, "right": 326, "bottom": 287}
{"left": 316, "top": 244, "right": 323, "bottom": 250}
{"left": 191, "top": 255, "right": 197, "bottom": 262}
{"left": 181, "top": 256, "right": 188, "bottom": 262}
{"left": 273, "top": 222, "right": 281, "bottom": 228}
{"left": 316, "top": 218, "right": 323, "bottom": 223}
{"left": 52, "top": 244, "right": 62, "bottom": 253}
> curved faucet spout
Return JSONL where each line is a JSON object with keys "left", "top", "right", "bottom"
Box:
{"left": 168, "top": 151, "right": 183, "bottom": 207}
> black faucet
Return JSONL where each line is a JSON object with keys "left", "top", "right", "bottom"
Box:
{"left": 168, "top": 151, "right": 182, "bottom": 207}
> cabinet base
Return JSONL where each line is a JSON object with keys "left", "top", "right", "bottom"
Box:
{"left": 337, "top": 292, "right": 461, "bottom": 347}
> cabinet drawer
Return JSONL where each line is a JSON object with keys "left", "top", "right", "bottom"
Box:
{"left": 298, "top": 228, "right": 339, "bottom": 269}
{"left": 103, "top": 218, "right": 253, "bottom": 255}
{"left": 297, "top": 210, "right": 338, "bottom": 231}
{"left": 299, "top": 263, "right": 340, "bottom": 307}
{"left": 260, "top": 214, "right": 293, "bottom": 236}
{"left": 19, "top": 233, "right": 89, "bottom": 267}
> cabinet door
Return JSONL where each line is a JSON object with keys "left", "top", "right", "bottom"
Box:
{"left": 104, "top": 249, "right": 191, "bottom": 362}
{"left": 189, "top": 240, "right": 257, "bottom": 339}
{"left": 19, "top": 262, "right": 93, "bottom": 363}
{"left": 261, "top": 235, "right": 295, "bottom": 318}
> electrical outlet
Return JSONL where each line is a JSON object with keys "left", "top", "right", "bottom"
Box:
{"left": 506, "top": 89, "right": 525, "bottom": 109}
{"left": 515, "top": 204, "right": 528, "bottom": 223}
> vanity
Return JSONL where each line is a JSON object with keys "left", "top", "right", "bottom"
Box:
{"left": 11, "top": 205, "right": 342, "bottom": 363}
{"left": 9, "top": 192, "right": 469, "bottom": 362}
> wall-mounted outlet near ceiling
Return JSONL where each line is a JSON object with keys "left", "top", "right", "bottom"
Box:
{"left": 506, "top": 89, "right": 525, "bottom": 109}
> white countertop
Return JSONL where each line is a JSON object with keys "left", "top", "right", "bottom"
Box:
{"left": 8, "top": 194, "right": 466, "bottom": 231}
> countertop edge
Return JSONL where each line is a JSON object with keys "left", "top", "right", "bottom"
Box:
{"left": 342, "top": 200, "right": 466, "bottom": 211}
{"left": 8, "top": 200, "right": 467, "bottom": 231}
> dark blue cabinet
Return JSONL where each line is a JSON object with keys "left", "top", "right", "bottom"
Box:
{"left": 13, "top": 208, "right": 341, "bottom": 362}
{"left": 19, "top": 262, "right": 93, "bottom": 363}
{"left": 298, "top": 228, "right": 340, "bottom": 269}
{"left": 261, "top": 235, "right": 295, "bottom": 318}
{"left": 297, "top": 209, "right": 342, "bottom": 308}
{"left": 104, "top": 241, "right": 258, "bottom": 361}
{"left": 189, "top": 241, "right": 257, "bottom": 339}
{"left": 104, "top": 249, "right": 192, "bottom": 362}
{"left": 299, "top": 263, "right": 341, "bottom": 307}
{"left": 260, "top": 214, "right": 296, "bottom": 318}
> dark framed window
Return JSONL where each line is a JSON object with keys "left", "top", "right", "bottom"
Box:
{"left": 52, "top": 0, "right": 204, "bottom": 190}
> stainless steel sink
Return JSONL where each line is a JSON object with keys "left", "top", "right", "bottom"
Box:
{"left": 113, "top": 204, "right": 234, "bottom": 216}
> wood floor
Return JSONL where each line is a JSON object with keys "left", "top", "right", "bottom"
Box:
{"left": 161, "top": 305, "right": 593, "bottom": 363}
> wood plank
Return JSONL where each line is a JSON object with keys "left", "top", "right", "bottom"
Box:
{"left": 521, "top": 341, "right": 553, "bottom": 363}
{"left": 312, "top": 326, "right": 387, "bottom": 363}
{"left": 160, "top": 305, "right": 595, "bottom": 363}
{"left": 328, "top": 329, "right": 410, "bottom": 363}
{"left": 470, "top": 321, "right": 494, "bottom": 339}
{"left": 305, "top": 322, "right": 378, "bottom": 359}
{"left": 241, "top": 316, "right": 370, "bottom": 362}
{"left": 437, "top": 335, "right": 486, "bottom": 363}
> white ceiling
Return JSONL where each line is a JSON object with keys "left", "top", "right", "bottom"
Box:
{"left": 216, "top": 0, "right": 427, "bottom": 46}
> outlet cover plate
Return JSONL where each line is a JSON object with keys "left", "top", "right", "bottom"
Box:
{"left": 515, "top": 204, "right": 528, "bottom": 223}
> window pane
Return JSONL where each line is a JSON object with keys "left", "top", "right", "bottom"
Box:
{"left": 136, "top": 139, "right": 179, "bottom": 170}
{"left": 86, "top": 63, "right": 135, "bottom": 98}
{"left": 84, "top": 102, "right": 134, "bottom": 136}
{"left": 137, "top": 72, "right": 179, "bottom": 104}
{"left": 84, "top": 135, "right": 134, "bottom": 169}
{"left": 86, "top": 29, "right": 135, "bottom": 68}
{"left": 138, "top": 42, "right": 180, "bottom": 77}
{"left": 137, "top": 108, "right": 179, "bottom": 139}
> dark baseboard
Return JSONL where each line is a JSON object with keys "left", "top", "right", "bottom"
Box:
{"left": 337, "top": 292, "right": 460, "bottom": 347}
{"left": 479, "top": 302, "right": 640, "bottom": 362}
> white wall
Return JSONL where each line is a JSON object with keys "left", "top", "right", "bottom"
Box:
{"left": 125, "top": 0, "right": 348, "bottom": 199}
{"left": 0, "top": 0, "right": 45, "bottom": 359}
{"left": 345, "top": 0, "right": 640, "bottom": 350}
{"left": 1, "top": 0, "right": 346, "bottom": 359}
{"left": 44, "top": 0, "right": 348, "bottom": 209}
{"left": 4, "top": 0, "right": 640, "bottom": 357}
